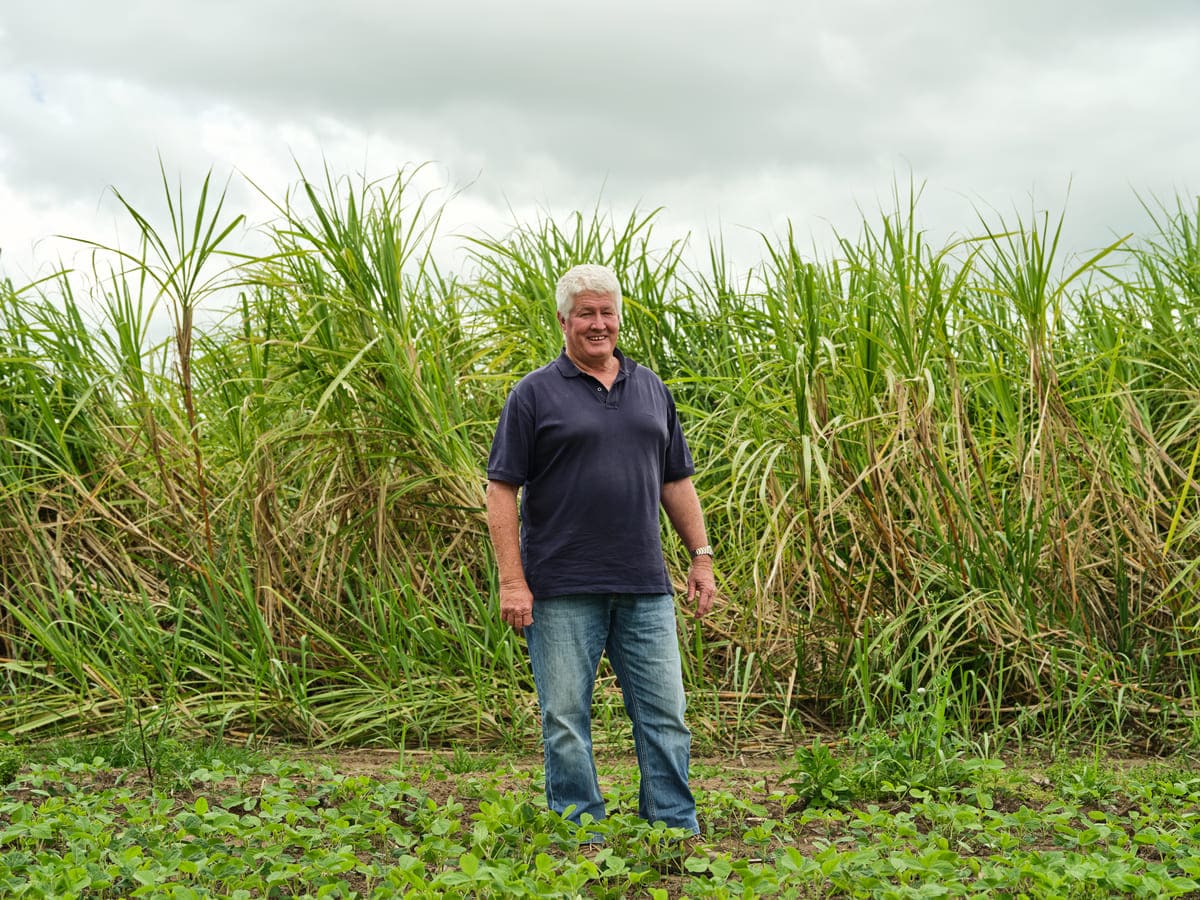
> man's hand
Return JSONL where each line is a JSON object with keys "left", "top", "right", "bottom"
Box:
{"left": 499, "top": 581, "right": 534, "bottom": 632}
{"left": 660, "top": 477, "right": 716, "bottom": 617}
{"left": 486, "top": 480, "right": 533, "bottom": 633}
{"left": 686, "top": 557, "right": 716, "bottom": 617}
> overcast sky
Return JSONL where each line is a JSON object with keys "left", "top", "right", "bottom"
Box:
{"left": 2, "top": 0, "right": 1198, "bottom": 293}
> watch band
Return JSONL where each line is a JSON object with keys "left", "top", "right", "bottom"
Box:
{"left": 690, "top": 545, "right": 714, "bottom": 559}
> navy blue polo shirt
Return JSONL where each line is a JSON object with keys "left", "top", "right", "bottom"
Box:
{"left": 487, "top": 349, "right": 695, "bottom": 600}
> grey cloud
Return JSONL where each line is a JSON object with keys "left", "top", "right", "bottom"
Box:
{"left": 8, "top": 1, "right": 1195, "bottom": 181}
{"left": 1, "top": 0, "right": 1196, "bottom": 282}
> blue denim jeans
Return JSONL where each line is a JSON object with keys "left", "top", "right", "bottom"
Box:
{"left": 524, "top": 593, "right": 698, "bottom": 833}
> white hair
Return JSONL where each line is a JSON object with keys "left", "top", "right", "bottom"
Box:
{"left": 555, "top": 264, "right": 622, "bottom": 319}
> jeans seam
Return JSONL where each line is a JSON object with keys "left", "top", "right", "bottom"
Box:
{"left": 606, "top": 637, "right": 659, "bottom": 824}
{"left": 528, "top": 602, "right": 608, "bottom": 824}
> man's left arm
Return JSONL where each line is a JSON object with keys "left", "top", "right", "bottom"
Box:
{"left": 661, "top": 476, "right": 716, "bottom": 617}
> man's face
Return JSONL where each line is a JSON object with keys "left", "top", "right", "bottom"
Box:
{"left": 559, "top": 290, "right": 620, "bottom": 367}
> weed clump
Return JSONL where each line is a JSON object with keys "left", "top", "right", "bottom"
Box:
{"left": 0, "top": 743, "right": 23, "bottom": 785}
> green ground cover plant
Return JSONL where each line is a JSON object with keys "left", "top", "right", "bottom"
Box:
{"left": 1, "top": 741, "right": 1198, "bottom": 898}
{"left": 1, "top": 166, "right": 1199, "bottom": 758}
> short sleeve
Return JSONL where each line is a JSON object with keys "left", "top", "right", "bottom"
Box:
{"left": 487, "top": 385, "right": 532, "bottom": 485}
{"left": 661, "top": 387, "right": 695, "bottom": 483}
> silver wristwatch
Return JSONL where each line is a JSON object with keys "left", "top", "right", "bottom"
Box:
{"left": 690, "top": 545, "right": 714, "bottom": 559}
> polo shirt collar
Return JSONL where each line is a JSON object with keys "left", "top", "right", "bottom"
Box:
{"left": 553, "top": 347, "right": 634, "bottom": 379}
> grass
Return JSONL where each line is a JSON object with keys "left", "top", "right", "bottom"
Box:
{"left": 1, "top": 167, "right": 1199, "bottom": 754}
{"left": 2, "top": 738, "right": 1199, "bottom": 898}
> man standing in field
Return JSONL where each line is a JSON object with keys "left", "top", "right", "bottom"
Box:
{"left": 485, "top": 263, "right": 716, "bottom": 842}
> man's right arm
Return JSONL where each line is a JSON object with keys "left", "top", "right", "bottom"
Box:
{"left": 485, "top": 480, "right": 535, "bottom": 631}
